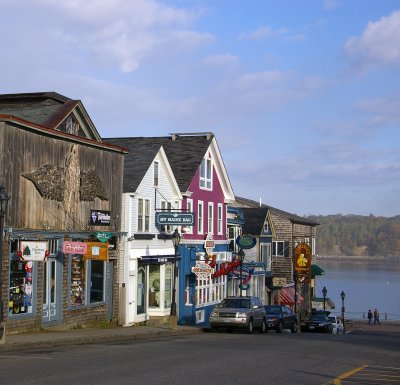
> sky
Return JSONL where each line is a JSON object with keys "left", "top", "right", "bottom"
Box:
{"left": 1, "top": 0, "right": 399, "bottom": 217}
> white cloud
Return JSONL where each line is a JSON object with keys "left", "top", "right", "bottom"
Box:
{"left": 239, "top": 26, "right": 288, "bottom": 40}
{"left": 202, "top": 54, "right": 239, "bottom": 67}
{"left": 345, "top": 10, "right": 400, "bottom": 72}
{"left": 324, "top": 0, "right": 339, "bottom": 11}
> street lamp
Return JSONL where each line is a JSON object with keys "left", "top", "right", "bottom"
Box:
{"left": 0, "top": 185, "right": 10, "bottom": 327}
{"left": 170, "top": 228, "right": 181, "bottom": 318}
{"left": 322, "top": 286, "right": 327, "bottom": 312}
{"left": 237, "top": 248, "right": 245, "bottom": 297}
{"left": 341, "top": 290, "right": 346, "bottom": 333}
{"left": 293, "top": 271, "right": 298, "bottom": 315}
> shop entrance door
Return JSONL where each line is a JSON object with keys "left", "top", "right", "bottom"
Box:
{"left": 42, "top": 258, "right": 61, "bottom": 324}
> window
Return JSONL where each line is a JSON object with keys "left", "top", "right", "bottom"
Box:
{"left": 263, "top": 221, "right": 269, "bottom": 233}
{"left": 217, "top": 204, "right": 223, "bottom": 235}
{"left": 153, "top": 161, "right": 159, "bottom": 187}
{"left": 138, "top": 198, "right": 150, "bottom": 232}
{"left": 160, "top": 200, "right": 172, "bottom": 233}
{"left": 200, "top": 157, "right": 212, "bottom": 190}
{"left": 196, "top": 262, "right": 226, "bottom": 306}
{"left": 260, "top": 243, "right": 271, "bottom": 270}
{"left": 208, "top": 202, "right": 214, "bottom": 234}
{"left": 198, "top": 201, "right": 204, "bottom": 234}
{"left": 89, "top": 260, "right": 105, "bottom": 303}
{"left": 186, "top": 199, "right": 193, "bottom": 234}
{"left": 272, "top": 241, "right": 285, "bottom": 256}
{"left": 70, "top": 255, "right": 85, "bottom": 306}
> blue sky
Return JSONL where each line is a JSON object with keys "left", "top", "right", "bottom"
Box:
{"left": 1, "top": 0, "right": 399, "bottom": 217}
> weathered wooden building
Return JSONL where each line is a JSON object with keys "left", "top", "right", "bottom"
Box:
{"left": 0, "top": 92, "right": 127, "bottom": 335}
{"left": 232, "top": 197, "right": 320, "bottom": 317}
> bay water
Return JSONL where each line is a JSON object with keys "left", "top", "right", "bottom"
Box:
{"left": 316, "top": 258, "right": 400, "bottom": 320}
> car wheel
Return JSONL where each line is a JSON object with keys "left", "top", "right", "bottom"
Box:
{"left": 291, "top": 321, "right": 298, "bottom": 333}
{"left": 277, "top": 321, "right": 283, "bottom": 333}
{"left": 246, "top": 319, "right": 254, "bottom": 334}
{"left": 259, "top": 319, "right": 266, "bottom": 334}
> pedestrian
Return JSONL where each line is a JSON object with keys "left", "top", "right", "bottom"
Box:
{"left": 374, "top": 308, "right": 380, "bottom": 325}
{"left": 367, "top": 309, "right": 373, "bottom": 325}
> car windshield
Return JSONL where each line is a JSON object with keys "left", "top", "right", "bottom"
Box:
{"left": 220, "top": 298, "right": 250, "bottom": 309}
{"left": 309, "top": 315, "right": 326, "bottom": 322}
{"left": 265, "top": 306, "right": 282, "bottom": 314}
{"left": 328, "top": 317, "right": 336, "bottom": 323}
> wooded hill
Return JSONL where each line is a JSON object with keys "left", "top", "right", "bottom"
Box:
{"left": 306, "top": 214, "right": 400, "bottom": 257}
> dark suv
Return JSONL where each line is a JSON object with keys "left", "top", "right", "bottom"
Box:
{"left": 264, "top": 305, "right": 298, "bottom": 333}
{"left": 209, "top": 296, "right": 267, "bottom": 333}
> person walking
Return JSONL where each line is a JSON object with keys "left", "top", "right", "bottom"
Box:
{"left": 367, "top": 309, "right": 373, "bottom": 325}
{"left": 374, "top": 308, "right": 380, "bottom": 325}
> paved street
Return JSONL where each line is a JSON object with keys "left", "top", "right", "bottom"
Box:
{"left": 1, "top": 327, "right": 399, "bottom": 385}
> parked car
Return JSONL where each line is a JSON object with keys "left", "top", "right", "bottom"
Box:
{"left": 264, "top": 305, "right": 298, "bottom": 333}
{"left": 301, "top": 314, "right": 333, "bottom": 333}
{"left": 209, "top": 296, "right": 267, "bottom": 334}
{"left": 328, "top": 315, "right": 344, "bottom": 334}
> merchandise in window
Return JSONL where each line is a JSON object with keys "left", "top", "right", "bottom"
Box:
{"left": 9, "top": 259, "right": 34, "bottom": 315}
{"left": 149, "top": 265, "right": 161, "bottom": 308}
{"left": 70, "top": 255, "right": 85, "bottom": 306}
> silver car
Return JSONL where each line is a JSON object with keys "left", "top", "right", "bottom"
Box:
{"left": 209, "top": 296, "right": 267, "bottom": 333}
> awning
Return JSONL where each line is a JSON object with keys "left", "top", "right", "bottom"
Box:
{"left": 274, "top": 286, "right": 304, "bottom": 306}
{"left": 139, "top": 255, "right": 180, "bottom": 265}
{"left": 311, "top": 264, "right": 325, "bottom": 277}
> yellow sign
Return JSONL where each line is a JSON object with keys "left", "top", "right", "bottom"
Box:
{"left": 84, "top": 242, "right": 108, "bottom": 261}
{"left": 294, "top": 243, "right": 312, "bottom": 284}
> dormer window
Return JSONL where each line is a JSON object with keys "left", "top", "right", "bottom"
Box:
{"left": 263, "top": 222, "right": 269, "bottom": 233}
{"left": 200, "top": 156, "right": 212, "bottom": 190}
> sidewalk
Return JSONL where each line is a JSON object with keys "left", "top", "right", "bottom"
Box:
{"left": 0, "top": 324, "right": 204, "bottom": 352}
{"left": 348, "top": 319, "right": 400, "bottom": 334}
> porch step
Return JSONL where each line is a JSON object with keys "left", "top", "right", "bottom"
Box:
{"left": 146, "top": 316, "right": 170, "bottom": 327}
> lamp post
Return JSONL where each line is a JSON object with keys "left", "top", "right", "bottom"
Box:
{"left": 341, "top": 290, "right": 346, "bottom": 333}
{"left": 322, "top": 286, "right": 327, "bottom": 312}
{"left": 170, "top": 228, "right": 181, "bottom": 318}
{"left": 0, "top": 186, "right": 10, "bottom": 330}
{"left": 293, "top": 271, "right": 298, "bottom": 315}
{"left": 238, "top": 248, "right": 245, "bottom": 297}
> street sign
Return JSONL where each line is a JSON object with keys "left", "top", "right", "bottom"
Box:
{"left": 155, "top": 212, "right": 195, "bottom": 226}
{"left": 236, "top": 234, "right": 257, "bottom": 249}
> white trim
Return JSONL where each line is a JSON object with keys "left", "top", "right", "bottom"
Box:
{"left": 198, "top": 200, "right": 204, "bottom": 234}
{"left": 208, "top": 202, "right": 214, "bottom": 235}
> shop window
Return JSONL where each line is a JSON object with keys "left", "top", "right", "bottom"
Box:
{"left": 90, "top": 260, "right": 105, "bottom": 303}
{"left": 9, "top": 258, "right": 34, "bottom": 316}
{"left": 149, "top": 265, "right": 161, "bottom": 308}
{"left": 70, "top": 255, "right": 85, "bottom": 306}
{"left": 165, "top": 265, "right": 172, "bottom": 308}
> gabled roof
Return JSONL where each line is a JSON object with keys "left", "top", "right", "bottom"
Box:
{"left": 0, "top": 92, "right": 126, "bottom": 154}
{"left": 104, "top": 133, "right": 235, "bottom": 201}
{"left": 234, "top": 196, "right": 319, "bottom": 226}
{"left": 242, "top": 207, "right": 270, "bottom": 235}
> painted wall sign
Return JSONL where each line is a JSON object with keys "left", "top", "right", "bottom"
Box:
{"left": 63, "top": 241, "right": 88, "bottom": 255}
{"left": 235, "top": 234, "right": 257, "bottom": 249}
{"left": 90, "top": 210, "right": 111, "bottom": 226}
{"left": 155, "top": 212, "right": 195, "bottom": 226}
{"left": 84, "top": 242, "right": 108, "bottom": 261}
{"left": 20, "top": 241, "right": 49, "bottom": 261}
{"left": 294, "top": 243, "right": 312, "bottom": 284}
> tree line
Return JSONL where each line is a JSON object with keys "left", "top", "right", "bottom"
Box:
{"left": 306, "top": 214, "right": 400, "bottom": 257}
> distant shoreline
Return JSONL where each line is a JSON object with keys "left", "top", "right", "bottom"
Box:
{"left": 317, "top": 255, "right": 400, "bottom": 262}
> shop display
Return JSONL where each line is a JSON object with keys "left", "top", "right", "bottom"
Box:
{"left": 9, "top": 260, "right": 33, "bottom": 315}
{"left": 70, "top": 255, "right": 85, "bottom": 305}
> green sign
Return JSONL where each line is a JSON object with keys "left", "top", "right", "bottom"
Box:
{"left": 94, "top": 232, "right": 113, "bottom": 243}
{"left": 156, "top": 212, "right": 195, "bottom": 226}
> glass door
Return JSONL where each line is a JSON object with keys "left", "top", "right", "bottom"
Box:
{"left": 42, "top": 258, "right": 60, "bottom": 323}
{"left": 137, "top": 267, "right": 146, "bottom": 315}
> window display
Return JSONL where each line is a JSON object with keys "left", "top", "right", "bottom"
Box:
{"left": 9, "top": 259, "right": 34, "bottom": 315}
{"left": 149, "top": 265, "right": 160, "bottom": 308}
{"left": 70, "top": 255, "right": 85, "bottom": 305}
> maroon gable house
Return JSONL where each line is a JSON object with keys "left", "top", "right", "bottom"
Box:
{"left": 0, "top": 92, "right": 127, "bottom": 336}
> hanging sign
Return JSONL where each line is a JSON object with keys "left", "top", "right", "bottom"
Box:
{"left": 156, "top": 212, "right": 195, "bottom": 226}
{"left": 84, "top": 242, "right": 108, "bottom": 261}
{"left": 236, "top": 234, "right": 257, "bottom": 249}
{"left": 63, "top": 241, "right": 87, "bottom": 255}
{"left": 20, "top": 241, "right": 49, "bottom": 261}
{"left": 94, "top": 232, "right": 113, "bottom": 243}
{"left": 204, "top": 233, "right": 215, "bottom": 256}
{"left": 192, "top": 261, "right": 214, "bottom": 278}
{"left": 294, "top": 243, "right": 312, "bottom": 284}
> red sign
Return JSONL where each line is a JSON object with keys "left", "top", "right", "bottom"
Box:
{"left": 63, "top": 241, "right": 88, "bottom": 255}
